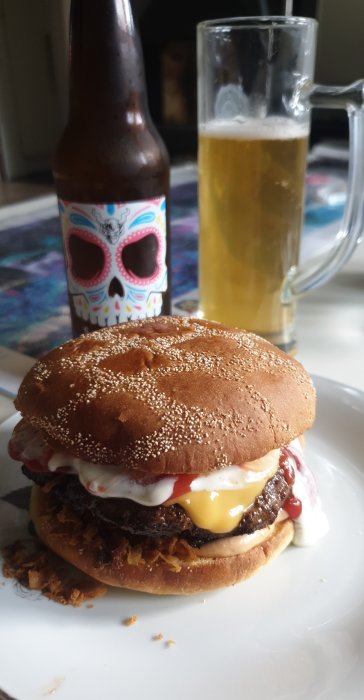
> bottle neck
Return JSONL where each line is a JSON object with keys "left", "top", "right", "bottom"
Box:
{"left": 68, "top": 0, "right": 149, "bottom": 118}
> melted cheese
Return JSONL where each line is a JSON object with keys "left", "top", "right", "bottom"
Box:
{"left": 168, "top": 476, "right": 272, "bottom": 533}
{"left": 166, "top": 450, "right": 280, "bottom": 533}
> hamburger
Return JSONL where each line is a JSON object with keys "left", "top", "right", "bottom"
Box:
{"left": 8, "top": 316, "right": 328, "bottom": 595}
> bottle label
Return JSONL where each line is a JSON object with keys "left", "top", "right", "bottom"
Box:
{"left": 58, "top": 198, "right": 167, "bottom": 326}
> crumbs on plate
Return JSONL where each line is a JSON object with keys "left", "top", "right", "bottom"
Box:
{"left": 165, "top": 639, "right": 176, "bottom": 648}
{"left": 123, "top": 615, "right": 138, "bottom": 626}
{"left": 2, "top": 538, "right": 107, "bottom": 606}
{"left": 152, "top": 632, "right": 164, "bottom": 641}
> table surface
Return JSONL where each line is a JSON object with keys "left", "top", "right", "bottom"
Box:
{"left": 0, "top": 161, "right": 363, "bottom": 422}
{"left": 296, "top": 238, "right": 364, "bottom": 391}
{"left": 0, "top": 162, "right": 363, "bottom": 700}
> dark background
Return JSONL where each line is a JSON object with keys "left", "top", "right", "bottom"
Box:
{"left": 131, "top": 0, "right": 346, "bottom": 162}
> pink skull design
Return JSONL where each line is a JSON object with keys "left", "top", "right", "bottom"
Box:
{"left": 59, "top": 199, "right": 167, "bottom": 325}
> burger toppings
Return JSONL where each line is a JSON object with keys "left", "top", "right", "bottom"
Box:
{"left": 25, "top": 464, "right": 290, "bottom": 548}
{"left": 10, "top": 420, "right": 279, "bottom": 510}
{"left": 10, "top": 421, "right": 327, "bottom": 546}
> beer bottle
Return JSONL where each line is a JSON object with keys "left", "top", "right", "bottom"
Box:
{"left": 53, "top": 0, "right": 170, "bottom": 337}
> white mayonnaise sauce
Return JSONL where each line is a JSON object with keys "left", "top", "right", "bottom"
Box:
{"left": 288, "top": 438, "right": 329, "bottom": 546}
{"left": 49, "top": 452, "right": 176, "bottom": 506}
{"left": 47, "top": 450, "right": 279, "bottom": 504}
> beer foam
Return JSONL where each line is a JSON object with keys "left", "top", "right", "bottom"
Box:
{"left": 200, "top": 117, "right": 309, "bottom": 141}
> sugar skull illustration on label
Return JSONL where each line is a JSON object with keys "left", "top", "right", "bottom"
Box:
{"left": 59, "top": 199, "right": 167, "bottom": 326}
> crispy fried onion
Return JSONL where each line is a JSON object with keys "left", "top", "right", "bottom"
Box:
{"left": 46, "top": 496, "right": 198, "bottom": 574}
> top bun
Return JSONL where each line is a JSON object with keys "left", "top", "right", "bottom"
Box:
{"left": 15, "top": 317, "right": 315, "bottom": 474}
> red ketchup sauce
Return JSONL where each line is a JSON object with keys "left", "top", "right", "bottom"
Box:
{"left": 279, "top": 446, "right": 303, "bottom": 519}
{"left": 169, "top": 474, "right": 196, "bottom": 499}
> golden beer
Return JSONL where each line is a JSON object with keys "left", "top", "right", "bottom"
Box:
{"left": 198, "top": 119, "right": 308, "bottom": 349}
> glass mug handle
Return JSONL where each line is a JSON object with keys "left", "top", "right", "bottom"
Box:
{"left": 286, "top": 79, "right": 364, "bottom": 300}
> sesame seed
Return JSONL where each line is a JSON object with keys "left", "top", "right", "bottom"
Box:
{"left": 20, "top": 317, "right": 310, "bottom": 469}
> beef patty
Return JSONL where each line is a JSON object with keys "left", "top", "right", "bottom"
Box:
{"left": 23, "top": 466, "right": 291, "bottom": 547}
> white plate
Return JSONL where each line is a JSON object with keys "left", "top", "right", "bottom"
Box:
{"left": 0, "top": 375, "right": 364, "bottom": 700}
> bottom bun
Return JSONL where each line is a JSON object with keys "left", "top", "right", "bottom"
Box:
{"left": 30, "top": 486, "right": 294, "bottom": 595}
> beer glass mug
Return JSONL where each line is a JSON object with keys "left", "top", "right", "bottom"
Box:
{"left": 197, "top": 16, "right": 364, "bottom": 352}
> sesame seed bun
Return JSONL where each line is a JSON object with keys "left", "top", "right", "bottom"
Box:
{"left": 30, "top": 486, "right": 294, "bottom": 594}
{"left": 15, "top": 317, "right": 315, "bottom": 474}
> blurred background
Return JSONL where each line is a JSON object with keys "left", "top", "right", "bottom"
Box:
{"left": 0, "top": 0, "right": 362, "bottom": 197}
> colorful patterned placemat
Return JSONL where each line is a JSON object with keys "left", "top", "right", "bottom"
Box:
{"left": 0, "top": 172, "right": 345, "bottom": 359}
{"left": 0, "top": 183, "right": 199, "bottom": 358}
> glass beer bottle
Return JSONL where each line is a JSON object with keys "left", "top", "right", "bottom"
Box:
{"left": 53, "top": 0, "right": 170, "bottom": 337}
